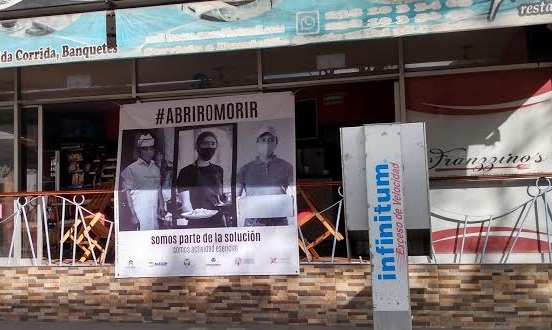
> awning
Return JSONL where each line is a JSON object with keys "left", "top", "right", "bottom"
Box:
{"left": 0, "top": 0, "right": 550, "bottom": 69}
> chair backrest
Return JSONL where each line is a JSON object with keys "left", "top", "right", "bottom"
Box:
{"left": 86, "top": 182, "right": 114, "bottom": 213}
{"left": 89, "top": 213, "right": 112, "bottom": 239}
{"left": 236, "top": 194, "right": 295, "bottom": 227}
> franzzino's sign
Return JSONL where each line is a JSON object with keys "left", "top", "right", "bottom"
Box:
{"left": 406, "top": 69, "right": 552, "bottom": 178}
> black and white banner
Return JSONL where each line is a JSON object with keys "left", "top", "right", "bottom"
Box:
{"left": 114, "top": 92, "right": 299, "bottom": 278}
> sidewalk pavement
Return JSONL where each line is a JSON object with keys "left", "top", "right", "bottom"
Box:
{"left": 0, "top": 321, "right": 447, "bottom": 330}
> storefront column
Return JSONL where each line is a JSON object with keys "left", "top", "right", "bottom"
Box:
{"left": 398, "top": 37, "right": 407, "bottom": 122}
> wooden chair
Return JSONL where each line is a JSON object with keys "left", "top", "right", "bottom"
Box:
{"left": 61, "top": 183, "right": 114, "bottom": 263}
{"left": 77, "top": 212, "right": 113, "bottom": 263}
{"left": 297, "top": 185, "right": 344, "bottom": 260}
{"left": 84, "top": 182, "right": 114, "bottom": 214}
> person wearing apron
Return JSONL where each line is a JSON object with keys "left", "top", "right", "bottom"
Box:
{"left": 120, "top": 132, "right": 162, "bottom": 231}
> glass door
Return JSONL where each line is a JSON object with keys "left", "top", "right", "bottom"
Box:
{"left": 19, "top": 106, "right": 43, "bottom": 264}
{"left": 0, "top": 106, "right": 15, "bottom": 265}
{"left": 0, "top": 104, "right": 45, "bottom": 266}
{"left": 21, "top": 107, "right": 39, "bottom": 192}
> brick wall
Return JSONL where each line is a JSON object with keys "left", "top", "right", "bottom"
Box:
{"left": 1, "top": 264, "right": 551, "bottom": 329}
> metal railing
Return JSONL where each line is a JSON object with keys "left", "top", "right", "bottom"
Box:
{"left": 2, "top": 178, "right": 549, "bottom": 267}
{"left": 430, "top": 177, "right": 552, "bottom": 263}
{"left": 0, "top": 189, "right": 114, "bottom": 266}
{"left": 0, "top": 183, "right": 350, "bottom": 267}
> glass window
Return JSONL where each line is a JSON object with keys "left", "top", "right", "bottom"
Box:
{"left": 0, "top": 69, "right": 14, "bottom": 102}
{"left": 137, "top": 50, "right": 258, "bottom": 93}
{"left": 0, "top": 196, "right": 16, "bottom": 263}
{"left": 404, "top": 27, "right": 528, "bottom": 72}
{"left": 20, "top": 108, "right": 38, "bottom": 192}
{"left": 262, "top": 39, "right": 399, "bottom": 84}
{"left": 0, "top": 107, "right": 14, "bottom": 193}
{"left": 20, "top": 60, "right": 132, "bottom": 100}
{"left": 0, "top": 107, "right": 15, "bottom": 264}
{"left": 525, "top": 25, "right": 552, "bottom": 62}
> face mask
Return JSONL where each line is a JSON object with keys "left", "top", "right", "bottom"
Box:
{"left": 258, "top": 143, "right": 271, "bottom": 159}
{"left": 138, "top": 147, "right": 155, "bottom": 162}
{"left": 197, "top": 147, "right": 216, "bottom": 161}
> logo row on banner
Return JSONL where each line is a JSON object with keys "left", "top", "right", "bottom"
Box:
{"left": 0, "top": 0, "right": 551, "bottom": 68}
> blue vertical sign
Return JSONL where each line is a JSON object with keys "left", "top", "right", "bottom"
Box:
{"left": 365, "top": 123, "right": 411, "bottom": 330}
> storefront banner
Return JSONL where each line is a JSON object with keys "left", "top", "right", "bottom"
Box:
{"left": 0, "top": 10, "right": 112, "bottom": 67}
{"left": 114, "top": 0, "right": 552, "bottom": 60}
{"left": 2, "top": 0, "right": 552, "bottom": 68}
{"left": 406, "top": 69, "right": 552, "bottom": 178}
{"left": 114, "top": 92, "right": 299, "bottom": 278}
{"left": 0, "top": 0, "right": 103, "bottom": 12}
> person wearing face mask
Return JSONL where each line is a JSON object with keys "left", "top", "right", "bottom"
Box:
{"left": 236, "top": 125, "right": 294, "bottom": 226}
{"left": 176, "top": 131, "right": 226, "bottom": 228}
{"left": 120, "top": 132, "right": 164, "bottom": 231}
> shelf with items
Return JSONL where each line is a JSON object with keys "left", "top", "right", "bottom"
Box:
{"left": 60, "top": 143, "right": 94, "bottom": 190}
{"left": 43, "top": 150, "right": 60, "bottom": 191}
{"left": 97, "top": 156, "right": 117, "bottom": 184}
{"left": 58, "top": 142, "right": 118, "bottom": 190}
